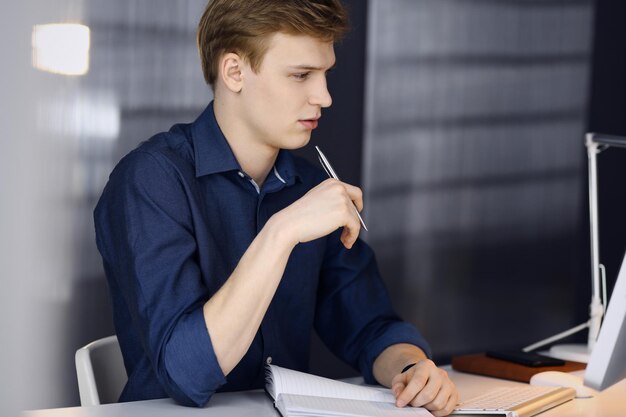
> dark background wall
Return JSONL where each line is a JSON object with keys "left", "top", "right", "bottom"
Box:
{"left": 362, "top": 0, "right": 592, "bottom": 364}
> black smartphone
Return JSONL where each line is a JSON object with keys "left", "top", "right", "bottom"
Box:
{"left": 486, "top": 350, "right": 565, "bottom": 367}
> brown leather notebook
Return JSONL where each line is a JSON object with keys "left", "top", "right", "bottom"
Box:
{"left": 451, "top": 353, "right": 586, "bottom": 383}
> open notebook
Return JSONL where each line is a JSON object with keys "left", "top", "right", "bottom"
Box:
{"left": 265, "top": 364, "right": 433, "bottom": 417}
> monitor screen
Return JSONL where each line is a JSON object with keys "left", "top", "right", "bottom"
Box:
{"left": 584, "top": 250, "right": 626, "bottom": 390}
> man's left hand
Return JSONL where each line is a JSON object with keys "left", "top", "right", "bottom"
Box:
{"left": 391, "top": 359, "right": 459, "bottom": 417}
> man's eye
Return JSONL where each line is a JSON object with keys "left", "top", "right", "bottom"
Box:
{"left": 293, "top": 72, "right": 311, "bottom": 80}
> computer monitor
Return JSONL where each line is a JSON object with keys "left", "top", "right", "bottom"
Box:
{"left": 584, "top": 250, "right": 626, "bottom": 390}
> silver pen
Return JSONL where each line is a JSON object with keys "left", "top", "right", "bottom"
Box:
{"left": 315, "top": 145, "right": 368, "bottom": 231}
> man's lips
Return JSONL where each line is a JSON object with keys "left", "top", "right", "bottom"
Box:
{"left": 299, "top": 118, "right": 319, "bottom": 130}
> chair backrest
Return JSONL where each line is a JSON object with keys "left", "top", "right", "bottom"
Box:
{"left": 75, "top": 335, "right": 127, "bottom": 406}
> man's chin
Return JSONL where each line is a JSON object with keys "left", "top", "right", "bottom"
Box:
{"left": 280, "top": 133, "right": 312, "bottom": 150}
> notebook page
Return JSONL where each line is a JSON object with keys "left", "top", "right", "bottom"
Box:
{"left": 278, "top": 394, "right": 433, "bottom": 417}
{"left": 268, "top": 365, "right": 395, "bottom": 403}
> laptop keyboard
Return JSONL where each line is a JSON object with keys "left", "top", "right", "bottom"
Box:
{"left": 455, "top": 386, "right": 565, "bottom": 411}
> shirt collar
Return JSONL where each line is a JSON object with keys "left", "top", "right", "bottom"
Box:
{"left": 191, "top": 102, "right": 241, "bottom": 177}
{"left": 191, "top": 101, "right": 300, "bottom": 183}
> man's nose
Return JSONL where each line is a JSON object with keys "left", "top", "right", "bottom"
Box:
{"left": 310, "top": 77, "right": 332, "bottom": 108}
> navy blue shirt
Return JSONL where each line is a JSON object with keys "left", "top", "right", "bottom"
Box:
{"left": 94, "top": 102, "right": 430, "bottom": 407}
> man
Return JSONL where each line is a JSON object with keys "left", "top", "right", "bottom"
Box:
{"left": 94, "top": 0, "right": 458, "bottom": 415}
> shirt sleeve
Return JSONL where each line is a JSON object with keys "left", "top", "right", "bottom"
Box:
{"left": 94, "top": 150, "right": 226, "bottom": 406}
{"left": 314, "top": 229, "right": 432, "bottom": 385}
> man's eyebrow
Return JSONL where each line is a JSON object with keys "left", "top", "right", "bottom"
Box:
{"left": 287, "top": 63, "right": 336, "bottom": 71}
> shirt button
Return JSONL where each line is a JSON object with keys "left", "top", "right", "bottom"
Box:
{"left": 266, "top": 356, "right": 273, "bottom": 365}
{"left": 238, "top": 171, "right": 245, "bottom": 178}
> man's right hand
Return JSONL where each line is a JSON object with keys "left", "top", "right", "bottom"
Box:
{"left": 274, "top": 178, "right": 364, "bottom": 249}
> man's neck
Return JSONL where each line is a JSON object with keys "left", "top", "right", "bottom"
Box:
{"left": 213, "top": 100, "right": 278, "bottom": 187}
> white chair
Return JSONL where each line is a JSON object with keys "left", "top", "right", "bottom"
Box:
{"left": 75, "top": 335, "right": 127, "bottom": 406}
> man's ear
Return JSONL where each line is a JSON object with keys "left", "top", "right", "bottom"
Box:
{"left": 219, "top": 52, "right": 244, "bottom": 93}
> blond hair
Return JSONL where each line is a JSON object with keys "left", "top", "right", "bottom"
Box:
{"left": 197, "top": 0, "right": 349, "bottom": 87}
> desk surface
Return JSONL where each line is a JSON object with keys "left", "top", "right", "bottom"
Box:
{"left": 23, "top": 367, "right": 626, "bottom": 417}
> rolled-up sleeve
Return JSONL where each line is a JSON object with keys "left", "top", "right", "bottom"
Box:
{"left": 314, "top": 230, "right": 431, "bottom": 385}
{"left": 94, "top": 150, "right": 226, "bottom": 406}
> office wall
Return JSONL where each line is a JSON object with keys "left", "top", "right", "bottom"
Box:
{"left": 1, "top": 1, "right": 93, "bottom": 413}
{"left": 362, "top": 0, "right": 594, "bottom": 360}
{"left": 0, "top": 5, "right": 39, "bottom": 414}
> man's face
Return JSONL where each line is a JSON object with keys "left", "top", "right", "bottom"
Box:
{"left": 238, "top": 32, "right": 335, "bottom": 151}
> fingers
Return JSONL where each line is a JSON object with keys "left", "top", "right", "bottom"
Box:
{"left": 320, "top": 179, "right": 362, "bottom": 249}
{"left": 412, "top": 374, "right": 443, "bottom": 408}
{"left": 391, "top": 372, "right": 406, "bottom": 387}
{"left": 391, "top": 373, "right": 409, "bottom": 403}
{"left": 391, "top": 372, "right": 408, "bottom": 394}
{"left": 339, "top": 204, "right": 361, "bottom": 249}
{"left": 321, "top": 179, "right": 364, "bottom": 212}
{"left": 339, "top": 181, "right": 364, "bottom": 212}
{"left": 431, "top": 389, "right": 459, "bottom": 417}
{"left": 395, "top": 366, "right": 428, "bottom": 408}
{"left": 420, "top": 375, "right": 452, "bottom": 412}
{"left": 409, "top": 366, "right": 445, "bottom": 408}
{"left": 284, "top": 178, "right": 365, "bottom": 246}
{"left": 394, "top": 361, "right": 459, "bottom": 417}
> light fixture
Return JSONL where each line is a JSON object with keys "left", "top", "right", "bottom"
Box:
{"left": 32, "top": 23, "right": 91, "bottom": 76}
{"left": 524, "top": 132, "right": 626, "bottom": 362}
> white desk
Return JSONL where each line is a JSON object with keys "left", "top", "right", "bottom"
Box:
{"left": 23, "top": 367, "right": 626, "bottom": 417}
